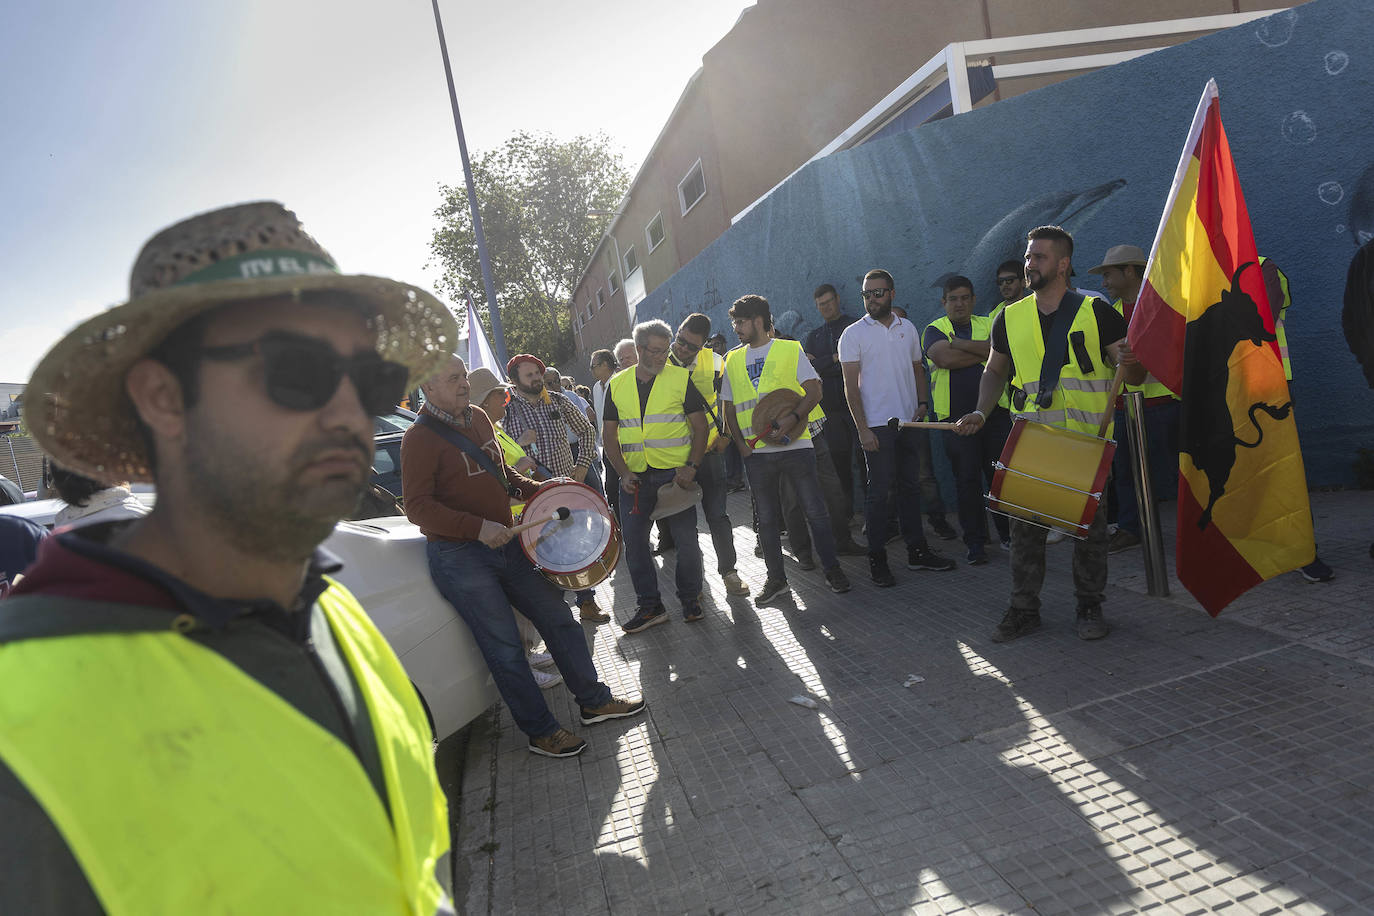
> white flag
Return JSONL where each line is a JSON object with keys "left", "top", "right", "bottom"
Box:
{"left": 466, "top": 295, "right": 503, "bottom": 379}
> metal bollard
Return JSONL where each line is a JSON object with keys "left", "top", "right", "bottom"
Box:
{"left": 1123, "top": 391, "right": 1170, "bottom": 596}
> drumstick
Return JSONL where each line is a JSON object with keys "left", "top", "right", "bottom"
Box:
{"left": 745, "top": 420, "right": 791, "bottom": 449}
{"left": 508, "top": 506, "right": 571, "bottom": 536}
{"left": 886, "top": 417, "right": 963, "bottom": 432}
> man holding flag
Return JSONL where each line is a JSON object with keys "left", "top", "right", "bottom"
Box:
{"left": 1128, "top": 79, "right": 1314, "bottom": 616}
{"left": 955, "top": 225, "right": 1145, "bottom": 642}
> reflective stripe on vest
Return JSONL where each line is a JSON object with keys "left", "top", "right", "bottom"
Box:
{"left": 724, "top": 339, "right": 814, "bottom": 449}
{"left": 0, "top": 583, "right": 449, "bottom": 915}
{"left": 1111, "top": 298, "right": 1178, "bottom": 400}
{"left": 607, "top": 364, "right": 693, "bottom": 471}
{"left": 1260, "top": 256, "right": 1293, "bottom": 380}
{"left": 494, "top": 423, "right": 527, "bottom": 517}
{"left": 925, "top": 314, "right": 1009, "bottom": 419}
{"left": 1005, "top": 295, "right": 1114, "bottom": 437}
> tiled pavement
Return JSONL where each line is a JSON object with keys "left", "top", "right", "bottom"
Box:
{"left": 444, "top": 488, "right": 1374, "bottom": 914}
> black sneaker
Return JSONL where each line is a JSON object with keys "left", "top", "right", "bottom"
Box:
{"left": 966, "top": 545, "right": 989, "bottom": 566}
{"left": 683, "top": 603, "right": 705, "bottom": 622}
{"left": 1299, "top": 559, "right": 1335, "bottom": 582}
{"left": 869, "top": 553, "right": 896, "bottom": 587}
{"left": 824, "top": 566, "right": 851, "bottom": 593}
{"left": 755, "top": 577, "right": 789, "bottom": 606}
{"left": 621, "top": 605, "right": 668, "bottom": 634}
{"left": 991, "top": 607, "right": 1041, "bottom": 643}
{"left": 907, "top": 545, "right": 956, "bottom": 571}
{"left": 1076, "top": 605, "right": 1109, "bottom": 640}
{"left": 930, "top": 516, "right": 959, "bottom": 541}
{"left": 795, "top": 551, "right": 816, "bottom": 571}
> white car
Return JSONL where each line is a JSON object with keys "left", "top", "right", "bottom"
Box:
{"left": 0, "top": 496, "right": 497, "bottom": 742}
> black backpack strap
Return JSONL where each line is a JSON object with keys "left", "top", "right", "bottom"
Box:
{"left": 415, "top": 413, "right": 522, "bottom": 498}
{"left": 1035, "top": 292, "right": 1087, "bottom": 408}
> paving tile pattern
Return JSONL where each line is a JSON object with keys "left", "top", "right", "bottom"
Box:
{"left": 447, "top": 490, "right": 1374, "bottom": 914}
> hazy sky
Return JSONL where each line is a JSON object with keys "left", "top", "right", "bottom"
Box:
{"left": 1, "top": 0, "right": 753, "bottom": 381}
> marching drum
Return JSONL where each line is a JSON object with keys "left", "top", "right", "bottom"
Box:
{"left": 987, "top": 419, "right": 1116, "bottom": 538}
{"left": 516, "top": 480, "right": 621, "bottom": 590}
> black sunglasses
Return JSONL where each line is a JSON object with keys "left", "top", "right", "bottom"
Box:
{"left": 197, "top": 331, "right": 408, "bottom": 415}
{"left": 997, "top": 276, "right": 1022, "bottom": 286}
{"left": 674, "top": 335, "right": 704, "bottom": 354}
{"left": 861, "top": 288, "right": 893, "bottom": 299}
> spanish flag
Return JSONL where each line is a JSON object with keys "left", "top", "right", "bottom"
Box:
{"left": 1131, "top": 80, "right": 1314, "bottom": 616}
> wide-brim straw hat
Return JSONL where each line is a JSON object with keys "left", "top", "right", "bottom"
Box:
{"left": 751, "top": 388, "right": 803, "bottom": 438}
{"left": 27, "top": 201, "right": 458, "bottom": 484}
{"left": 468, "top": 366, "right": 510, "bottom": 408}
{"left": 650, "top": 480, "right": 703, "bottom": 521}
{"left": 1088, "top": 244, "right": 1149, "bottom": 274}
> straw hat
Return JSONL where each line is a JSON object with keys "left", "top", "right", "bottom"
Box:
{"left": 650, "top": 480, "right": 703, "bottom": 521}
{"left": 1088, "top": 244, "right": 1148, "bottom": 274}
{"left": 27, "top": 201, "right": 458, "bottom": 484}
{"left": 751, "top": 388, "right": 803, "bottom": 439}
{"left": 468, "top": 367, "right": 510, "bottom": 408}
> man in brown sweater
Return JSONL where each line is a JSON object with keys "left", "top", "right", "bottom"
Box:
{"left": 402, "top": 355, "right": 644, "bottom": 758}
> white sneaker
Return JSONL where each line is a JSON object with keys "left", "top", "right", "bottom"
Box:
{"left": 531, "top": 666, "right": 563, "bottom": 690}
{"left": 1045, "top": 529, "right": 1066, "bottom": 544}
{"left": 528, "top": 651, "right": 555, "bottom": 670}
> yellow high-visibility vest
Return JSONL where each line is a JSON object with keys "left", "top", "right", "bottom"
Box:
{"left": 608, "top": 364, "right": 693, "bottom": 471}
{"left": 1005, "top": 294, "right": 1115, "bottom": 437}
{"left": 685, "top": 347, "right": 726, "bottom": 449}
{"left": 925, "top": 314, "right": 1010, "bottom": 419}
{"left": 0, "top": 582, "right": 449, "bottom": 915}
{"left": 1111, "top": 299, "right": 1178, "bottom": 401}
{"left": 724, "top": 339, "right": 816, "bottom": 449}
{"left": 1259, "top": 256, "right": 1293, "bottom": 380}
{"left": 494, "top": 421, "right": 528, "bottom": 517}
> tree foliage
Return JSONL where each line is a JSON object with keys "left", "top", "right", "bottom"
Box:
{"left": 429, "top": 131, "right": 630, "bottom": 366}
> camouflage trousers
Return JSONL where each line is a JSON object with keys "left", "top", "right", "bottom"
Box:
{"left": 1008, "top": 510, "right": 1109, "bottom": 613}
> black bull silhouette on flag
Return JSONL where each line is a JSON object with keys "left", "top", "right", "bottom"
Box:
{"left": 1180, "top": 260, "right": 1294, "bottom": 531}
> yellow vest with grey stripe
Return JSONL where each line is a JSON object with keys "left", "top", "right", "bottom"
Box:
{"left": 1259, "top": 256, "right": 1293, "bottom": 380}
{"left": 684, "top": 346, "right": 726, "bottom": 449}
{"left": 925, "top": 314, "right": 1010, "bottom": 419}
{"left": 494, "top": 422, "right": 528, "bottom": 517}
{"left": 0, "top": 582, "right": 449, "bottom": 915}
{"left": 1005, "top": 294, "right": 1115, "bottom": 437}
{"left": 1110, "top": 299, "right": 1178, "bottom": 400}
{"left": 608, "top": 364, "right": 693, "bottom": 471}
{"left": 724, "top": 339, "right": 816, "bottom": 449}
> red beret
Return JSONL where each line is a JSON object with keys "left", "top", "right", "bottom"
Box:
{"left": 506, "top": 353, "right": 546, "bottom": 377}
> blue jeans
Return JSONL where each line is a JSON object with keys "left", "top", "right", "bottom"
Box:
{"left": 426, "top": 538, "right": 611, "bottom": 738}
{"left": 942, "top": 407, "right": 1012, "bottom": 549}
{"left": 746, "top": 448, "right": 838, "bottom": 580}
{"left": 620, "top": 467, "right": 705, "bottom": 609}
{"left": 863, "top": 424, "right": 930, "bottom": 555}
{"left": 695, "top": 450, "right": 737, "bottom": 575}
{"left": 1111, "top": 399, "right": 1180, "bottom": 536}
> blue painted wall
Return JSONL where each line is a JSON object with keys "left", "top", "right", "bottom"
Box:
{"left": 636, "top": 0, "right": 1374, "bottom": 486}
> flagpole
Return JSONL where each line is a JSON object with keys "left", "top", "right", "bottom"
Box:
{"left": 430, "top": 0, "right": 509, "bottom": 366}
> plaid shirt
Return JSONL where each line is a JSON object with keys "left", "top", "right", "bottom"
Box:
{"left": 502, "top": 390, "right": 595, "bottom": 477}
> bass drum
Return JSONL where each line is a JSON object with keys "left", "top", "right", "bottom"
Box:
{"left": 987, "top": 418, "right": 1116, "bottom": 538}
{"left": 517, "top": 479, "right": 621, "bottom": 590}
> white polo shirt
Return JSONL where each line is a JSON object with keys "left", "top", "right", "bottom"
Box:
{"left": 838, "top": 313, "right": 924, "bottom": 428}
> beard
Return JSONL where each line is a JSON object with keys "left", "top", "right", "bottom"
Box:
{"left": 517, "top": 378, "right": 544, "bottom": 396}
{"left": 181, "top": 417, "right": 371, "bottom": 563}
{"left": 866, "top": 301, "right": 893, "bottom": 320}
{"left": 1027, "top": 270, "right": 1051, "bottom": 291}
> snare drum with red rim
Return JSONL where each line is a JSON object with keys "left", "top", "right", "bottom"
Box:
{"left": 987, "top": 419, "right": 1115, "bottom": 538}
{"left": 517, "top": 480, "right": 621, "bottom": 590}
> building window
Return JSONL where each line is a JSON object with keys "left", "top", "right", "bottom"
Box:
{"left": 608, "top": 272, "right": 621, "bottom": 294}
{"left": 623, "top": 245, "right": 639, "bottom": 276}
{"left": 678, "top": 159, "right": 706, "bottom": 215}
{"left": 645, "top": 213, "right": 665, "bottom": 252}
{"left": 596, "top": 288, "right": 606, "bottom": 309}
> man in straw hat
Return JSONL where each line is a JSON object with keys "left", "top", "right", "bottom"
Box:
{"left": 603, "top": 319, "right": 710, "bottom": 632}
{"left": 403, "top": 355, "right": 643, "bottom": 758}
{"left": 722, "top": 295, "right": 852, "bottom": 606}
{"left": 0, "top": 202, "right": 456, "bottom": 912}
{"left": 1088, "top": 243, "right": 1182, "bottom": 556}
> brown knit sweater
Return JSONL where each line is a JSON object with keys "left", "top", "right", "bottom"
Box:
{"left": 401, "top": 407, "right": 541, "bottom": 542}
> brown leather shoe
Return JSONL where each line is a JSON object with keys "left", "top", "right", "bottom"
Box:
{"left": 528, "top": 728, "right": 586, "bottom": 758}
{"left": 578, "top": 600, "right": 610, "bottom": 623}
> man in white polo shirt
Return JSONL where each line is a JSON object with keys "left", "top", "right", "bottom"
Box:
{"left": 840, "top": 268, "right": 957, "bottom": 586}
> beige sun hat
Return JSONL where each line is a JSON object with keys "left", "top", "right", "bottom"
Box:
{"left": 27, "top": 201, "right": 458, "bottom": 485}
{"left": 1088, "top": 244, "right": 1149, "bottom": 274}
{"left": 467, "top": 366, "right": 510, "bottom": 408}
{"left": 650, "top": 480, "right": 703, "bottom": 521}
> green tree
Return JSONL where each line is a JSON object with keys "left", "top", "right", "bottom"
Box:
{"left": 429, "top": 131, "right": 630, "bottom": 366}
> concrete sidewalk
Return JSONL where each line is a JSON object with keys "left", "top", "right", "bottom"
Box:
{"left": 449, "top": 488, "right": 1374, "bottom": 914}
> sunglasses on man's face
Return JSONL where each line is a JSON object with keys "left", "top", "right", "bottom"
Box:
{"left": 861, "top": 288, "right": 892, "bottom": 300}
{"left": 997, "top": 276, "right": 1021, "bottom": 286}
{"left": 197, "top": 331, "right": 409, "bottom": 416}
{"left": 674, "top": 335, "right": 703, "bottom": 355}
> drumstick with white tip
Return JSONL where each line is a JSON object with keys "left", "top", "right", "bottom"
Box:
{"left": 507, "top": 506, "right": 571, "bottom": 536}
{"left": 886, "top": 417, "right": 962, "bottom": 432}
